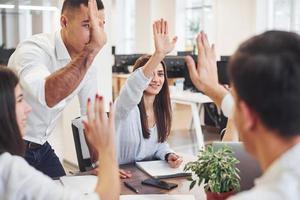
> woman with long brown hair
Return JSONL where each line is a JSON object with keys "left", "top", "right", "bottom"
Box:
{"left": 0, "top": 67, "right": 120, "bottom": 200}
{"left": 115, "top": 19, "right": 183, "bottom": 178}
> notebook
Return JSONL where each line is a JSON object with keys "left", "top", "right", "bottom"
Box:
{"left": 136, "top": 160, "right": 191, "bottom": 179}
{"left": 120, "top": 195, "right": 195, "bottom": 200}
{"left": 60, "top": 175, "right": 97, "bottom": 194}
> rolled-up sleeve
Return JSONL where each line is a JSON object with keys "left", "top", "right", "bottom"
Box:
{"left": 8, "top": 42, "right": 57, "bottom": 109}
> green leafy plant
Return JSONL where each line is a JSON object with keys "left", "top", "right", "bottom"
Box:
{"left": 184, "top": 145, "right": 240, "bottom": 193}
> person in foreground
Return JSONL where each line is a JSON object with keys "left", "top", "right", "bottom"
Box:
{"left": 114, "top": 19, "right": 183, "bottom": 178}
{"left": 187, "top": 31, "right": 300, "bottom": 199}
{"left": 0, "top": 67, "right": 120, "bottom": 200}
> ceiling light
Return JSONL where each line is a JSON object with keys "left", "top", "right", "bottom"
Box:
{"left": 0, "top": 4, "right": 15, "bottom": 9}
{"left": 19, "top": 5, "right": 58, "bottom": 11}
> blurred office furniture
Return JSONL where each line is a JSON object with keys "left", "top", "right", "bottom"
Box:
{"left": 112, "top": 54, "right": 144, "bottom": 73}
{"left": 170, "top": 89, "right": 212, "bottom": 149}
{"left": 72, "top": 117, "right": 96, "bottom": 172}
{"left": 0, "top": 47, "right": 15, "bottom": 65}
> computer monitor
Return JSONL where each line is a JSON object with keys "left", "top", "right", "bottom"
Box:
{"left": 163, "top": 55, "right": 186, "bottom": 78}
{"left": 72, "top": 117, "right": 98, "bottom": 172}
{"left": 112, "top": 54, "right": 144, "bottom": 73}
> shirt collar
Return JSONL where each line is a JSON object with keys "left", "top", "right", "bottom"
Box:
{"left": 55, "top": 30, "right": 71, "bottom": 61}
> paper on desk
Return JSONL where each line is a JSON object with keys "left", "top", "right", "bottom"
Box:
{"left": 120, "top": 194, "right": 195, "bottom": 200}
{"left": 136, "top": 154, "right": 196, "bottom": 179}
{"left": 60, "top": 175, "right": 97, "bottom": 194}
{"left": 136, "top": 160, "right": 191, "bottom": 178}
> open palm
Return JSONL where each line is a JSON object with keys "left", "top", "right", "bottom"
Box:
{"left": 88, "top": 0, "right": 107, "bottom": 53}
{"left": 185, "top": 32, "right": 218, "bottom": 93}
{"left": 83, "top": 95, "right": 115, "bottom": 154}
{"left": 153, "top": 19, "right": 177, "bottom": 55}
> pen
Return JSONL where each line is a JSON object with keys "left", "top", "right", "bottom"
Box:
{"left": 124, "top": 181, "right": 139, "bottom": 193}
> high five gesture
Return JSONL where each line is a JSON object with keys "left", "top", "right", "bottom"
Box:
{"left": 153, "top": 19, "right": 177, "bottom": 55}
{"left": 142, "top": 19, "right": 177, "bottom": 78}
{"left": 185, "top": 32, "right": 228, "bottom": 108}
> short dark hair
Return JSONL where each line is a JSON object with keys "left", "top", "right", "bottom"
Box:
{"left": 61, "top": 0, "right": 104, "bottom": 14}
{"left": 229, "top": 30, "right": 300, "bottom": 138}
{"left": 0, "top": 67, "right": 24, "bottom": 156}
{"left": 133, "top": 55, "right": 172, "bottom": 143}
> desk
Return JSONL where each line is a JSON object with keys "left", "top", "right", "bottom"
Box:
{"left": 120, "top": 164, "right": 205, "bottom": 199}
{"left": 113, "top": 73, "right": 130, "bottom": 100}
{"left": 170, "top": 90, "right": 212, "bottom": 149}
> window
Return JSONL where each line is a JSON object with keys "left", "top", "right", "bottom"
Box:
{"left": 115, "top": 0, "right": 136, "bottom": 54}
{"left": 259, "top": 0, "right": 300, "bottom": 33}
{"left": 176, "top": 0, "right": 214, "bottom": 51}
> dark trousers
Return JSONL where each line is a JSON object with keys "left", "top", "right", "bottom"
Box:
{"left": 24, "top": 141, "right": 66, "bottom": 178}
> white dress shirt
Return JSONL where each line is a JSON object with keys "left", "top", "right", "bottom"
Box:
{"left": 229, "top": 143, "right": 300, "bottom": 200}
{"left": 0, "top": 152, "right": 99, "bottom": 200}
{"left": 8, "top": 31, "right": 98, "bottom": 144}
{"left": 114, "top": 68, "right": 175, "bottom": 164}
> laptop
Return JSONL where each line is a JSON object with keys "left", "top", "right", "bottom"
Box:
{"left": 211, "top": 141, "right": 262, "bottom": 191}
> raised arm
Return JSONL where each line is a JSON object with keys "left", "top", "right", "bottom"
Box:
{"left": 142, "top": 19, "right": 177, "bottom": 78}
{"left": 83, "top": 95, "right": 120, "bottom": 200}
{"left": 185, "top": 32, "right": 228, "bottom": 108}
{"left": 114, "top": 19, "right": 177, "bottom": 120}
{"left": 45, "top": 0, "right": 106, "bottom": 107}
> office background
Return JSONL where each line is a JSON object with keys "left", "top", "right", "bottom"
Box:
{"left": 0, "top": 0, "right": 298, "bottom": 167}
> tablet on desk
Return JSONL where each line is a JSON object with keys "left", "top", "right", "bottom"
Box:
{"left": 141, "top": 178, "right": 178, "bottom": 190}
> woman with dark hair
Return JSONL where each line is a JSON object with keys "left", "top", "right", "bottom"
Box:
{"left": 115, "top": 19, "right": 183, "bottom": 178}
{"left": 0, "top": 67, "right": 120, "bottom": 199}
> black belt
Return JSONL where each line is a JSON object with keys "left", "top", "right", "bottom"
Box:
{"left": 24, "top": 141, "right": 43, "bottom": 149}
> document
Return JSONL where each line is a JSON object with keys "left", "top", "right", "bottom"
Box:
{"left": 120, "top": 194, "right": 195, "bottom": 200}
{"left": 60, "top": 175, "right": 97, "bottom": 194}
{"left": 136, "top": 160, "right": 191, "bottom": 179}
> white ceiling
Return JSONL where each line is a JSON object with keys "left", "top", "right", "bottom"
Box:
{"left": 0, "top": 0, "right": 60, "bottom": 7}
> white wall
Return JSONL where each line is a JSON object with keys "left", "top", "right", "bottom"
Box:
{"left": 3, "top": 10, "right": 19, "bottom": 48}
{"left": 134, "top": 0, "right": 257, "bottom": 57}
{"left": 135, "top": 0, "right": 177, "bottom": 54}
{"left": 214, "top": 0, "right": 256, "bottom": 57}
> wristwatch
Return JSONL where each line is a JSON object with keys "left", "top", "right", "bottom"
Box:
{"left": 165, "top": 153, "right": 172, "bottom": 161}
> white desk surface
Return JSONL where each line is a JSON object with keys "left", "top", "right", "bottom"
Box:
{"left": 170, "top": 89, "right": 212, "bottom": 104}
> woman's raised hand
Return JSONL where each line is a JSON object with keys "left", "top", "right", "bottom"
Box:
{"left": 83, "top": 95, "right": 115, "bottom": 155}
{"left": 153, "top": 19, "right": 177, "bottom": 56}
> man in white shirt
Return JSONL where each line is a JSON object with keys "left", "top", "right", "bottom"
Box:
{"left": 8, "top": 0, "right": 106, "bottom": 178}
{"left": 185, "top": 31, "right": 300, "bottom": 199}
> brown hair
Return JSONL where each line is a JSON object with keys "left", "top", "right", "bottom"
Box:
{"left": 0, "top": 67, "right": 24, "bottom": 156}
{"left": 133, "top": 55, "right": 172, "bottom": 143}
{"left": 61, "top": 0, "right": 104, "bottom": 14}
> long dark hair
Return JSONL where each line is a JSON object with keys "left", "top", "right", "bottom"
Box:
{"left": 133, "top": 55, "right": 172, "bottom": 143}
{"left": 0, "top": 67, "right": 24, "bottom": 156}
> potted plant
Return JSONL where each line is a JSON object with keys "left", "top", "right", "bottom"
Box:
{"left": 184, "top": 145, "right": 240, "bottom": 200}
